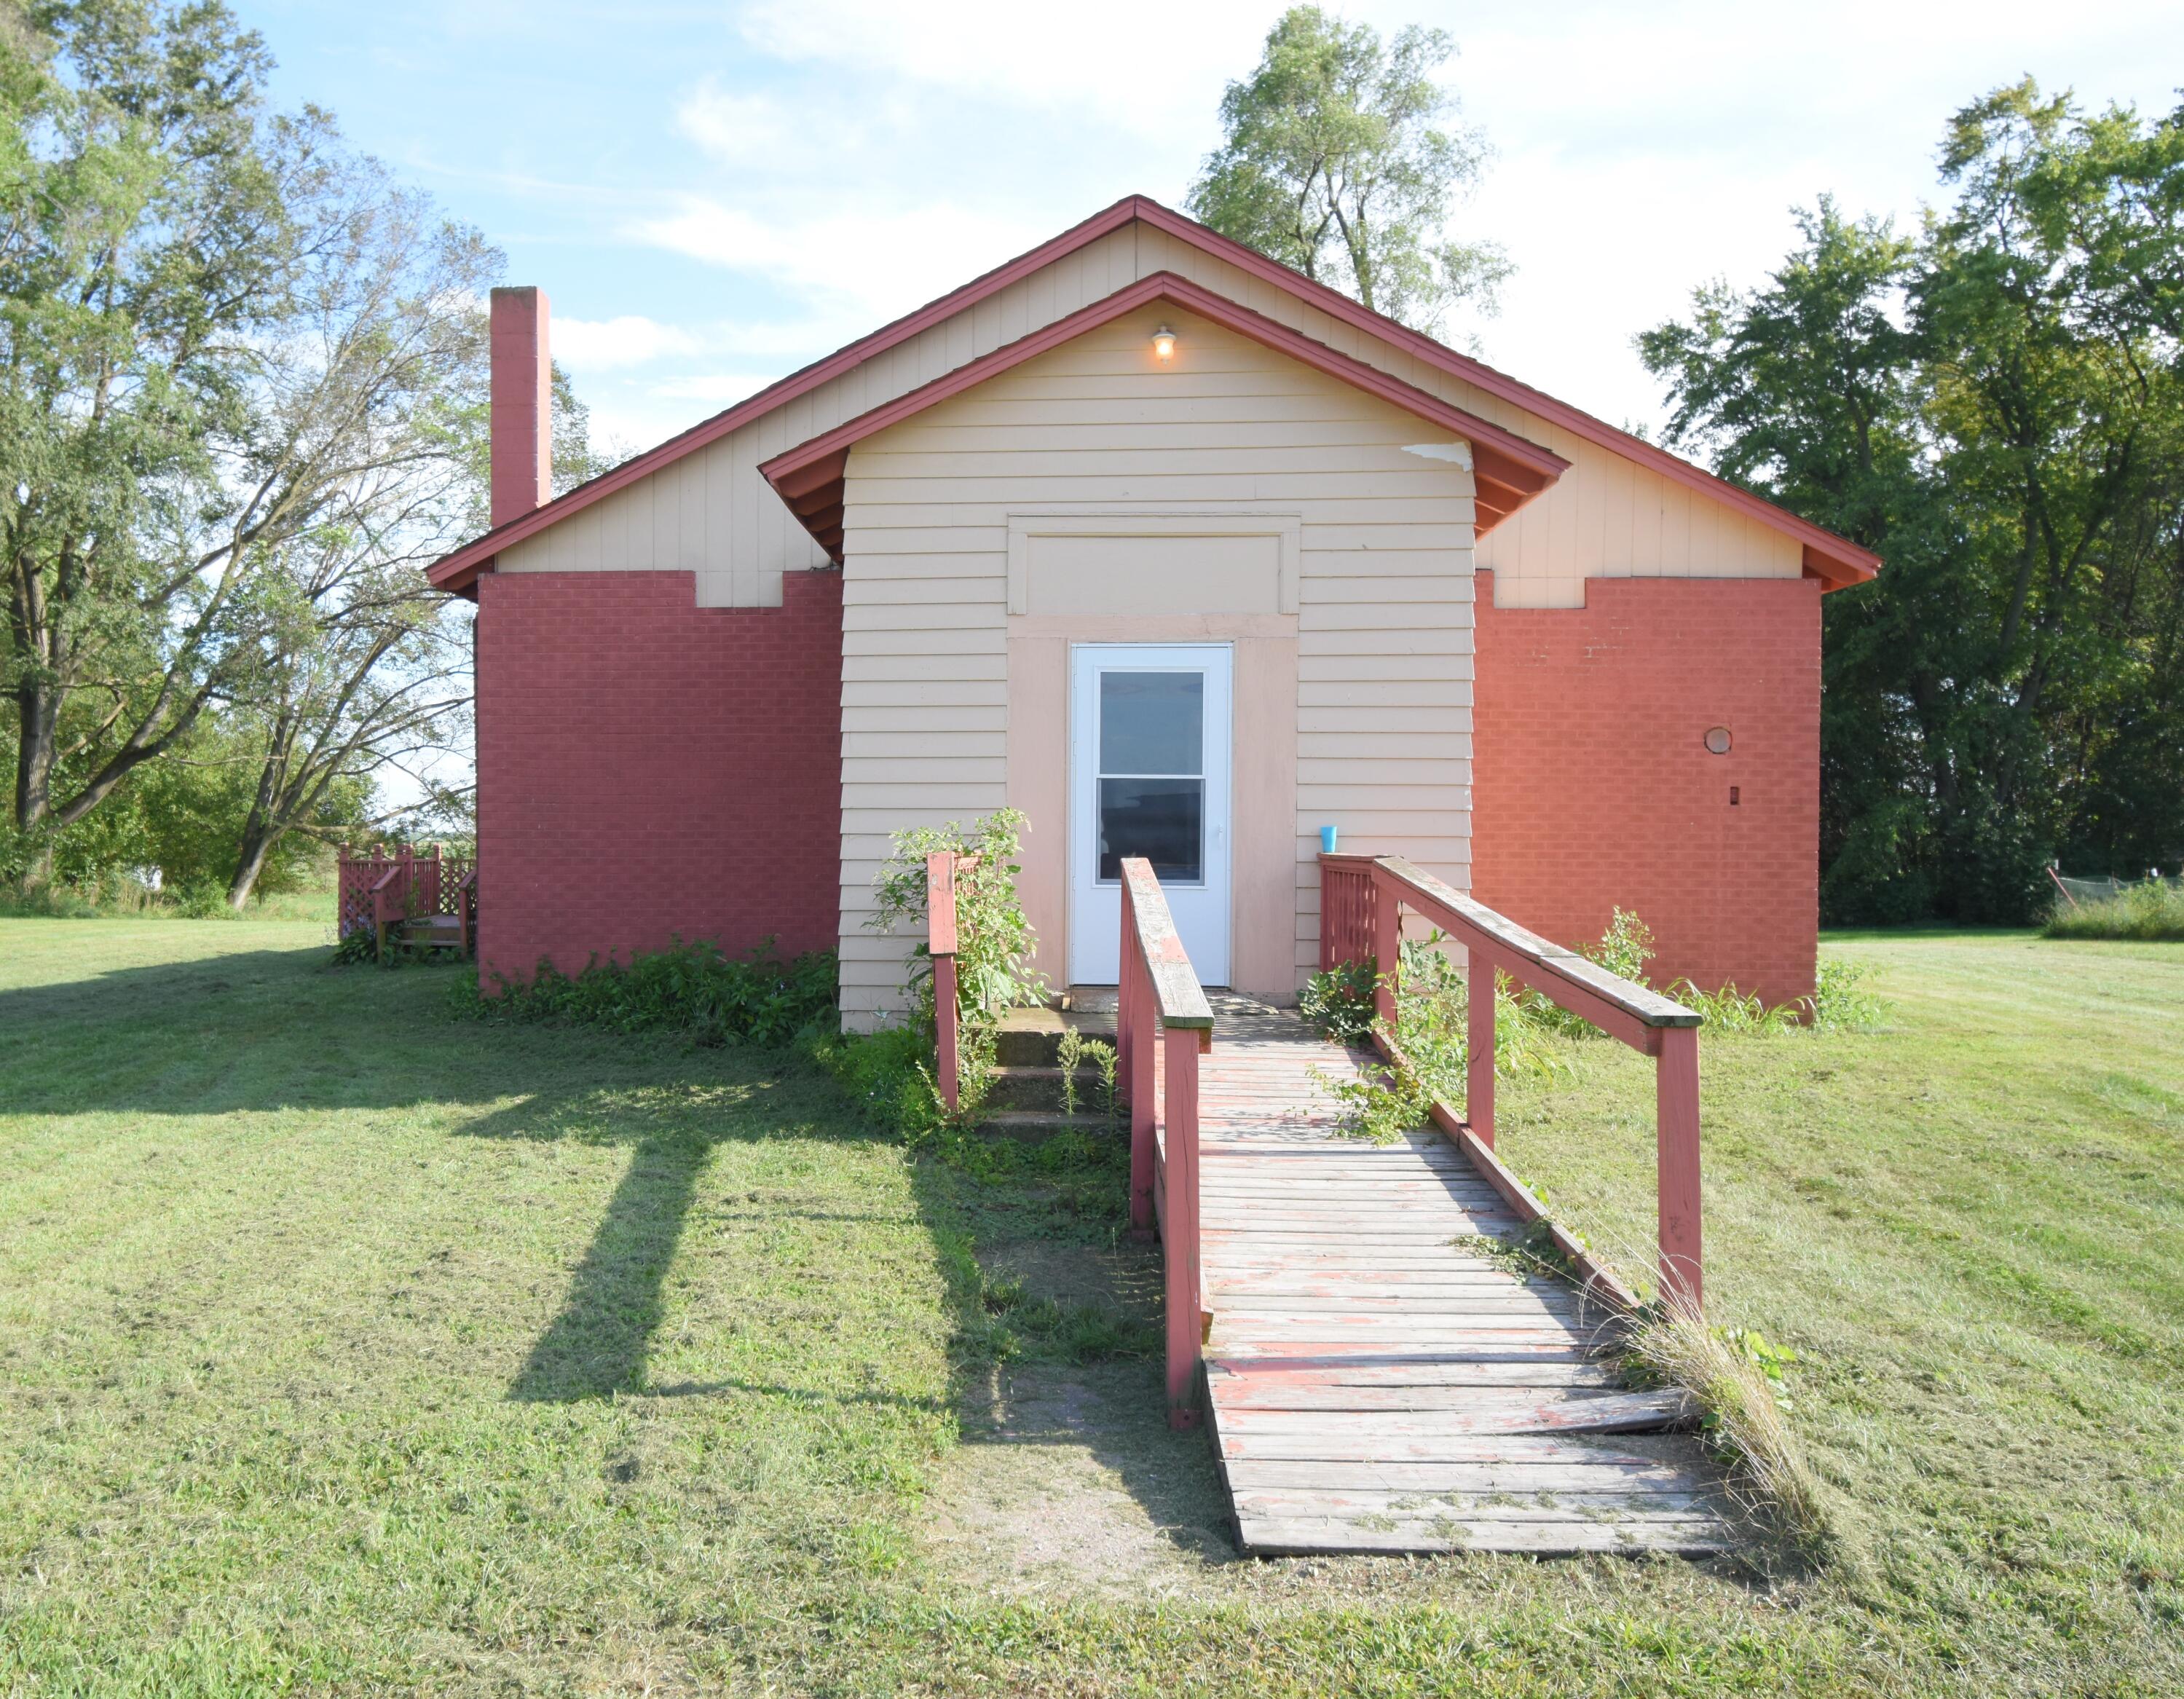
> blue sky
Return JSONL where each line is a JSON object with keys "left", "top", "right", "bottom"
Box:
{"left": 244, "top": 1, "right": 2181, "bottom": 459}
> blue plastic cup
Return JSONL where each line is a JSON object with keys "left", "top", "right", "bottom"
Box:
{"left": 1320, "top": 824, "right": 1339, "bottom": 854}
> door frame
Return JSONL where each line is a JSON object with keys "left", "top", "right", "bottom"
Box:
{"left": 1065, "top": 641, "right": 1234, "bottom": 986}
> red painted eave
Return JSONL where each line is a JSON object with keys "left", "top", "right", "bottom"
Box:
{"left": 1802, "top": 540, "right": 1883, "bottom": 591}
{"left": 427, "top": 192, "right": 1881, "bottom": 595}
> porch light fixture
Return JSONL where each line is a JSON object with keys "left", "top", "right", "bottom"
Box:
{"left": 1151, "top": 323, "right": 1177, "bottom": 363}
{"left": 1704, "top": 726, "right": 1733, "bottom": 754}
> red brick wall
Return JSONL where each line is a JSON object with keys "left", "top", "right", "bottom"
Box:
{"left": 1471, "top": 571, "right": 1821, "bottom": 1009}
{"left": 473, "top": 569, "right": 842, "bottom": 985}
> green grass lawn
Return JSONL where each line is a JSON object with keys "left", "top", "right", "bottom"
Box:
{"left": 1, "top": 917, "right": 2178, "bottom": 1695}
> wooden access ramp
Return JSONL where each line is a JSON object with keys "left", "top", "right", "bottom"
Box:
{"left": 1194, "top": 1002, "right": 1736, "bottom": 1556}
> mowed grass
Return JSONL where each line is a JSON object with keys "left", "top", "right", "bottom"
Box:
{"left": 0, "top": 917, "right": 2179, "bottom": 1695}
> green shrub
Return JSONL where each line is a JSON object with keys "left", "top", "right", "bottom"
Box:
{"left": 1298, "top": 957, "right": 1376, "bottom": 1041}
{"left": 457, "top": 939, "right": 837, "bottom": 1047}
{"left": 1525, "top": 907, "right": 1657, "bottom": 1036}
{"left": 1312, "top": 931, "right": 1571, "bottom": 1143}
{"left": 2043, "top": 880, "right": 2184, "bottom": 941}
{"left": 1054, "top": 1026, "right": 1118, "bottom": 1122}
{"left": 330, "top": 929, "right": 380, "bottom": 967}
{"left": 1668, "top": 979, "right": 1800, "bottom": 1035}
{"left": 868, "top": 808, "right": 1048, "bottom": 1034}
{"left": 1804, "top": 958, "right": 1887, "bottom": 1030}
{"left": 805, "top": 1023, "right": 952, "bottom": 1137}
{"left": 862, "top": 808, "right": 1050, "bottom": 1132}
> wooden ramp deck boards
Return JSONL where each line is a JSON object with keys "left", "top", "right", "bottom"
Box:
{"left": 1189, "top": 998, "right": 1736, "bottom": 1558}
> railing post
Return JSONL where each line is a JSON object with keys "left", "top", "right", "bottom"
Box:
{"left": 1123, "top": 880, "right": 1156, "bottom": 1235}
{"left": 1466, "top": 945, "right": 1497, "bottom": 1148}
{"left": 1163, "top": 1022, "right": 1202, "bottom": 1430}
{"left": 926, "top": 851, "right": 960, "bottom": 1113}
{"left": 1656, "top": 1025, "right": 1703, "bottom": 1309}
{"left": 1372, "top": 867, "right": 1399, "bottom": 1033}
{"left": 933, "top": 956, "right": 960, "bottom": 1112}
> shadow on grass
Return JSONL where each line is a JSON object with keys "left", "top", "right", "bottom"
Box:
{"left": 507, "top": 1128, "right": 714, "bottom": 1401}
{"left": 2, "top": 928, "right": 1234, "bottom": 1542}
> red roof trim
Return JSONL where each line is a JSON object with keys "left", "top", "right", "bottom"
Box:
{"left": 1118, "top": 201, "right": 1880, "bottom": 588}
{"left": 759, "top": 271, "right": 1569, "bottom": 564}
{"left": 428, "top": 197, "right": 1150, "bottom": 592}
{"left": 430, "top": 193, "right": 1878, "bottom": 594}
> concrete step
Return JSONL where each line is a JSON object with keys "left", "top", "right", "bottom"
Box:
{"left": 973, "top": 1109, "right": 1124, "bottom": 1141}
{"left": 993, "top": 1004, "right": 1118, "bottom": 1067}
{"left": 982, "top": 1063, "right": 1119, "bottom": 1112}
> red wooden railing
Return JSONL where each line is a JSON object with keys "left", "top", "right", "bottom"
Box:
{"left": 338, "top": 843, "right": 476, "bottom": 961}
{"left": 927, "top": 851, "right": 964, "bottom": 1111}
{"left": 1119, "top": 856, "right": 1214, "bottom": 1430}
{"left": 1320, "top": 853, "right": 1707, "bottom": 1308}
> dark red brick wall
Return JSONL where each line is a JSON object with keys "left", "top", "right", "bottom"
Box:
{"left": 473, "top": 569, "right": 842, "bottom": 985}
{"left": 1471, "top": 571, "right": 1821, "bottom": 1009}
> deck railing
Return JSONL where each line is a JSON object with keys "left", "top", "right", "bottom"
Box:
{"left": 1118, "top": 856, "right": 1215, "bottom": 1430}
{"left": 1320, "top": 853, "right": 1707, "bottom": 1308}
{"left": 926, "top": 851, "right": 967, "bottom": 1111}
{"left": 337, "top": 843, "right": 477, "bottom": 961}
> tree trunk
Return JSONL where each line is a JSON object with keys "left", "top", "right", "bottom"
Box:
{"left": 12, "top": 679, "right": 56, "bottom": 888}
{"left": 227, "top": 818, "right": 280, "bottom": 910}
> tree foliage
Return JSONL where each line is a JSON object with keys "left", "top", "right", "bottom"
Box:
{"left": 0, "top": 1, "right": 593, "bottom": 902}
{"left": 1188, "top": 5, "right": 1507, "bottom": 335}
{"left": 1641, "top": 82, "right": 2184, "bottom": 923}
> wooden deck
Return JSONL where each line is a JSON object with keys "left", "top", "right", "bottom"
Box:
{"left": 1186, "top": 999, "right": 1737, "bottom": 1556}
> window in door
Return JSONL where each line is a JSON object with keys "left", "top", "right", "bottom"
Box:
{"left": 1096, "top": 670, "right": 1205, "bottom": 883}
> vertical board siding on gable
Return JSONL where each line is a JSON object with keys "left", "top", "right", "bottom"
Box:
{"left": 834, "top": 308, "right": 1478, "bottom": 1024}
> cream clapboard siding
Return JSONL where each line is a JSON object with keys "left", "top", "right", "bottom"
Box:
{"left": 837, "top": 307, "right": 1476, "bottom": 1025}
{"left": 1122, "top": 225, "right": 1801, "bottom": 607}
{"left": 496, "top": 216, "right": 1796, "bottom": 611}
{"left": 497, "top": 225, "right": 1148, "bottom": 607}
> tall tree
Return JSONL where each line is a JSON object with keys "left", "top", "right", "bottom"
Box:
{"left": 1188, "top": 5, "right": 1507, "bottom": 335}
{"left": 218, "top": 161, "right": 495, "bottom": 905}
{"left": 0, "top": 1, "right": 519, "bottom": 894}
{"left": 1, "top": 1, "right": 299, "bottom": 874}
{"left": 1640, "top": 84, "right": 2184, "bottom": 923}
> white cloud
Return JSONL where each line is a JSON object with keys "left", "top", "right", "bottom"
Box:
{"left": 471, "top": 0, "right": 2184, "bottom": 457}
{"left": 735, "top": 0, "right": 1268, "bottom": 134}
{"left": 649, "top": 373, "right": 784, "bottom": 404}
{"left": 633, "top": 197, "right": 1047, "bottom": 323}
{"left": 551, "top": 315, "right": 702, "bottom": 371}
{"left": 674, "top": 82, "right": 808, "bottom": 165}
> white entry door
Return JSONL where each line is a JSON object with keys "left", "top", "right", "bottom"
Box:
{"left": 1068, "top": 644, "right": 1232, "bottom": 986}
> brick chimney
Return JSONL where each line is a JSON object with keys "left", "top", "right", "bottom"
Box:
{"left": 489, "top": 286, "right": 552, "bottom": 527}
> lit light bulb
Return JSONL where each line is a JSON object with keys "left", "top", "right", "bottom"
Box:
{"left": 1151, "top": 324, "right": 1177, "bottom": 363}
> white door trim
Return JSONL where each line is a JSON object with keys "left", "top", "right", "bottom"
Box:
{"left": 1066, "top": 642, "right": 1233, "bottom": 986}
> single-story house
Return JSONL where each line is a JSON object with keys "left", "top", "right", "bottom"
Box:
{"left": 429, "top": 195, "right": 1877, "bottom": 1025}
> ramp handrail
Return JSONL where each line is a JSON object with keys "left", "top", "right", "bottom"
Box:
{"left": 1320, "top": 852, "right": 1707, "bottom": 1308}
{"left": 1117, "top": 856, "right": 1213, "bottom": 1430}
{"left": 924, "top": 851, "right": 981, "bottom": 1111}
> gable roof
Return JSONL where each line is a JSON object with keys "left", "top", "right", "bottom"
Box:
{"left": 427, "top": 194, "right": 1880, "bottom": 595}
{"left": 760, "top": 270, "right": 1572, "bottom": 561}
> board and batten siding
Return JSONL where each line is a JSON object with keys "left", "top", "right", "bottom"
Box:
{"left": 493, "top": 216, "right": 1796, "bottom": 613}
{"left": 836, "top": 307, "right": 1478, "bottom": 1026}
